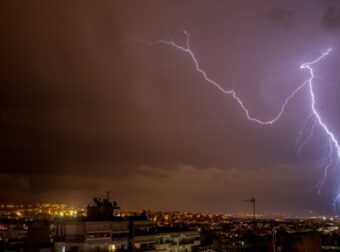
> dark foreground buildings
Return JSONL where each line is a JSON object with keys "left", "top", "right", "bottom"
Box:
{"left": 212, "top": 232, "right": 321, "bottom": 252}
{"left": 0, "top": 196, "right": 336, "bottom": 252}
{"left": 53, "top": 197, "right": 200, "bottom": 252}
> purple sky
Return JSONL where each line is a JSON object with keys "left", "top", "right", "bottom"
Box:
{"left": 1, "top": 0, "right": 340, "bottom": 214}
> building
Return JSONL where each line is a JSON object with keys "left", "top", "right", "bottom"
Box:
{"left": 154, "top": 227, "right": 200, "bottom": 252}
{"left": 276, "top": 231, "right": 321, "bottom": 252}
{"left": 54, "top": 197, "right": 156, "bottom": 252}
{"left": 54, "top": 197, "right": 200, "bottom": 252}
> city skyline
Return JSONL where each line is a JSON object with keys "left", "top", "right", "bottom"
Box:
{"left": 1, "top": 1, "right": 340, "bottom": 214}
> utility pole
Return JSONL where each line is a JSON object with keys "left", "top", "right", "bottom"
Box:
{"left": 243, "top": 197, "right": 256, "bottom": 232}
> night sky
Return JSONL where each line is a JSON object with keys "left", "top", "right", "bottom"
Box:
{"left": 1, "top": 1, "right": 340, "bottom": 214}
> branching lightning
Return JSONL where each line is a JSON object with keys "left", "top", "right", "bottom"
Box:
{"left": 295, "top": 113, "right": 314, "bottom": 156}
{"left": 132, "top": 32, "right": 340, "bottom": 207}
{"left": 299, "top": 48, "right": 339, "bottom": 163}
{"left": 298, "top": 48, "right": 340, "bottom": 206}
{"left": 297, "top": 118, "right": 317, "bottom": 157}
{"left": 134, "top": 32, "right": 307, "bottom": 125}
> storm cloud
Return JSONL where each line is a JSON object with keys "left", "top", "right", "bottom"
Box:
{"left": 1, "top": 0, "right": 340, "bottom": 213}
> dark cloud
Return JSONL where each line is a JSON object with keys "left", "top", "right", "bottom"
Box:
{"left": 0, "top": 1, "right": 339, "bottom": 213}
{"left": 320, "top": 7, "right": 340, "bottom": 29}
{"left": 261, "top": 7, "right": 295, "bottom": 27}
{"left": 0, "top": 163, "right": 330, "bottom": 213}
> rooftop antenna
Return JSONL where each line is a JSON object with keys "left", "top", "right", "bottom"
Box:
{"left": 243, "top": 197, "right": 256, "bottom": 232}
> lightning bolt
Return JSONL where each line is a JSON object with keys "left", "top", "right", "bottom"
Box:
{"left": 334, "top": 193, "right": 340, "bottom": 210}
{"left": 133, "top": 32, "right": 307, "bottom": 125}
{"left": 312, "top": 138, "right": 334, "bottom": 195}
{"left": 295, "top": 113, "right": 314, "bottom": 156}
{"left": 296, "top": 119, "right": 317, "bottom": 157}
{"left": 299, "top": 49, "right": 340, "bottom": 204}
{"left": 299, "top": 48, "right": 339, "bottom": 161}
{"left": 132, "top": 32, "right": 340, "bottom": 207}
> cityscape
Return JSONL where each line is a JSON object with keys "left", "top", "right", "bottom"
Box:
{"left": 0, "top": 196, "right": 339, "bottom": 251}
{"left": 2, "top": 0, "right": 340, "bottom": 251}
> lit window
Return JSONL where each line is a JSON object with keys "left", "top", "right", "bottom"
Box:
{"left": 109, "top": 244, "right": 116, "bottom": 251}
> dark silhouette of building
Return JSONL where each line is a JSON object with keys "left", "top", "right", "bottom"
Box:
{"left": 87, "top": 197, "right": 120, "bottom": 221}
{"left": 276, "top": 231, "right": 321, "bottom": 252}
{"left": 25, "top": 220, "right": 53, "bottom": 251}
